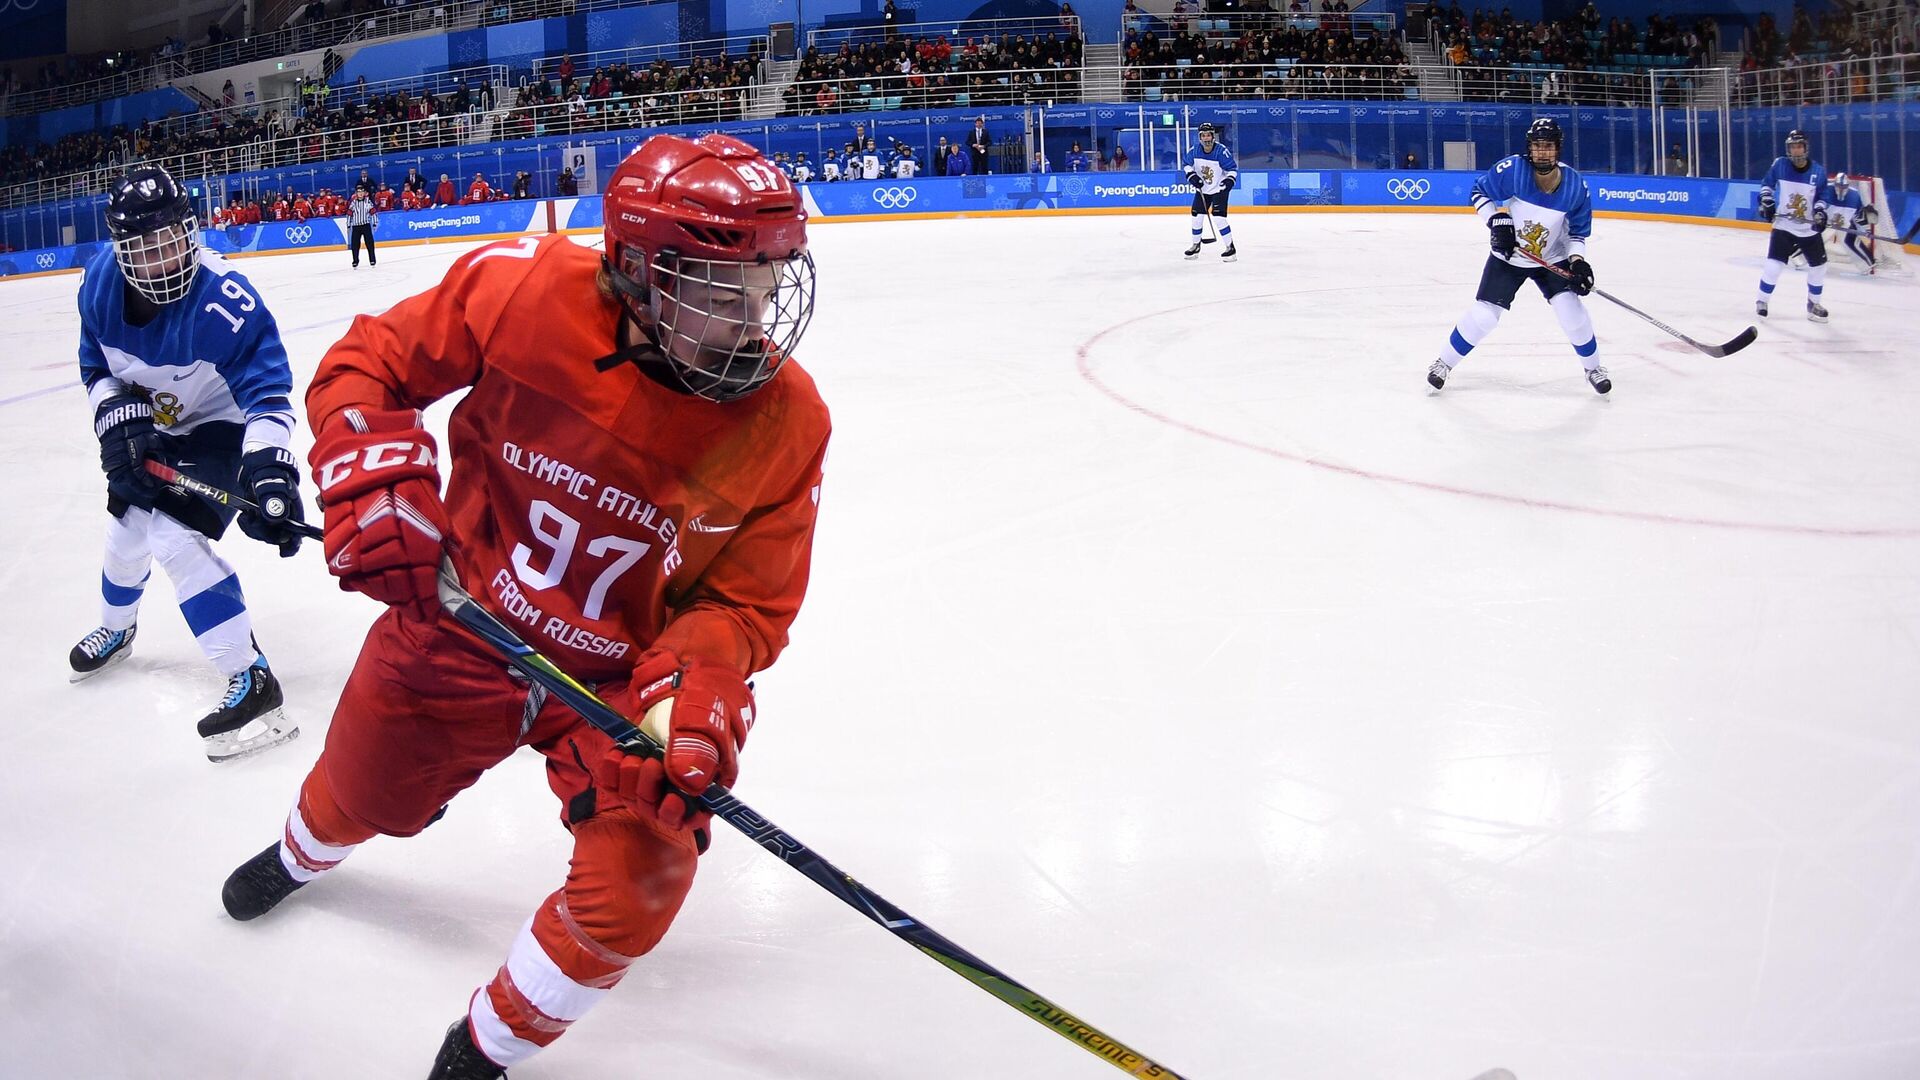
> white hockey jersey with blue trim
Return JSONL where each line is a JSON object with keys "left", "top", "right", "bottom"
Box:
{"left": 1471, "top": 154, "right": 1593, "bottom": 267}
{"left": 1759, "top": 156, "right": 1831, "bottom": 239}
{"left": 1185, "top": 141, "right": 1238, "bottom": 196}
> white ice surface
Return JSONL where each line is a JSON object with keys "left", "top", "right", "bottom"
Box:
{"left": 1, "top": 213, "right": 1917, "bottom": 1080}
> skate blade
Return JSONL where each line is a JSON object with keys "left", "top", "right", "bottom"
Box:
{"left": 1807, "top": 311, "right": 1829, "bottom": 323}
{"left": 205, "top": 709, "right": 300, "bottom": 763}
{"left": 70, "top": 648, "right": 131, "bottom": 683}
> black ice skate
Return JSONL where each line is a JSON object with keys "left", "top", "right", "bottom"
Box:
{"left": 69, "top": 625, "right": 135, "bottom": 682}
{"left": 222, "top": 842, "right": 307, "bottom": 921}
{"left": 1426, "top": 359, "right": 1450, "bottom": 390}
{"left": 1755, "top": 299, "right": 1769, "bottom": 318}
{"left": 197, "top": 660, "right": 298, "bottom": 762}
{"left": 1183, "top": 241, "right": 1202, "bottom": 259}
{"left": 430, "top": 1018, "right": 507, "bottom": 1079}
{"left": 1806, "top": 299, "right": 1829, "bottom": 323}
{"left": 1586, "top": 366, "right": 1613, "bottom": 395}
{"left": 1219, "top": 243, "right": 1237, "bottom": 262}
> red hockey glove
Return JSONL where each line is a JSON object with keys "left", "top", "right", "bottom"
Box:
{"left": 595, "top": 649, "right": 754, "bottom": 832}
{"left": 309, "top": 407, "right": 449, "bottom": 622}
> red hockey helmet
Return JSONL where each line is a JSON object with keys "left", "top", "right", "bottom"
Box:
{"left": 603, "top": 133, "right": 815, "bottom": 402}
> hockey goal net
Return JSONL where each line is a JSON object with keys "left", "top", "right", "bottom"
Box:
{"left": 1831, "top": 174, "right": 1910, "bottom": 275}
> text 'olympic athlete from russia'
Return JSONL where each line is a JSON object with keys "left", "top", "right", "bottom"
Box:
{"left": 219, "top": 132, "right": 830, "bottom": 1079}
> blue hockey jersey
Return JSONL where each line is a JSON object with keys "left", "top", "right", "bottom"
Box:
{"left": 1759, "top": 156, "right": 1830, "bottom": 238}
{"left": 76, "top": 246, "right": 294, "bottom": 455}
{"left": 1471, "top": 154, "right": 1593, "bottom": 267}
{"left": 1185, "top": 141, "right": 1238, "bottom": 196}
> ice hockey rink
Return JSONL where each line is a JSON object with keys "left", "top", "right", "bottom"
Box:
{"left": 2, "top": 210, "right": 1918, "bottom": 1080}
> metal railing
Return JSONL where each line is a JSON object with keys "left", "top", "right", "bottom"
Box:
{"left": 809, "top": 15, "right": 1083, "bottom": 52}
{"left": 0, "top": 0, "right": 678, "bottom": 119}
{"left": 1125, "top": 9, "right": 1399, "bottom": 39}
{"left": 0, "top": 57, "right": 190, "bottom": 117}
{"left": 0, "top": 79, "right": 759, "bottom": 210}
{"left": 1126, "top": 60, "right": 1416, "bottom": 103}
{"left": 313, "top": 63, "right": 512, "bottom": 112}
{"left": 1730, "top": 52, "right": 1920, "bottom": 106}
{"left": 10, "top": 51, "right": 1920, "bottom": 212}
{"left": 776, "top": 63, "right": 1086, "bottom": 115}
{"left": 528, "top": 35, "right": 772, "bottom": 83}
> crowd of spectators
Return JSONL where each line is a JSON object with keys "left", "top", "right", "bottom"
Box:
{"left": 1736, "top": 4, "right": 1917, "bottom": 104}
{"left": 781, "top": 31, "right": 1085, "bottom": 114}
{"left": 1123, "top": 20, "right": 1411, "bottom": 101}
{"left": 0, "top": 45, "right": 763, "bottom": 198}
{"left": 1420, "top": 0, "right": 1721, "bottom": 105}
{"left": 498, "top": 51, "right": 762, "bottom": 135}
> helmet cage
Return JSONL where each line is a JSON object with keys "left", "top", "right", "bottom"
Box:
{"left": 113, "top": 215, "right": 201, "bottom": 305}
{"left": 611, "top": 241, "right": 817, "bottom": 403}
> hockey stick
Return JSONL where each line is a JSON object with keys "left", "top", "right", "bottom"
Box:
{"left": 1831, "top": 222, "right": 1912, "bottom": 246}
{"left": 142, "top": 460, "right": 324, "bottom": 540}
{"left": 433, "top": 566, "right": 1191, "bottom": 1079}
{"left": 131, "top": 469, "right": 1190, "bottom": 1072}
{"left": 1513, "top": 247, "right": 1758, "bottom": 358}
{"left": 1200, "top": 211, "right": 1217, "bottom": 244}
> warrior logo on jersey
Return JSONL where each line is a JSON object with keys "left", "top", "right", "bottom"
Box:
{"left": 1787, "top": 192, "right": 1809, "bottom": 222}
{"left": 1519, "top": 221, "right": 1550, "bottom": 258}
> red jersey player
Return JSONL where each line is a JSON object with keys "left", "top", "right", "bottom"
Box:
{"left": 219, "top": 133, "right": 827, "bottom": 1078}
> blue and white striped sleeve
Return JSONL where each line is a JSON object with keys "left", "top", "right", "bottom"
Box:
{"left": 1471, "top": 157, "right": 1514, "bottom": 224}
{"left": 216, "top": 302, "right": 296, "bottom": 454}
{"left": 1565, "top": 177, "right": 1593, "bottom": 259}
{"left": 1759, "top": 158, "right": 1782, "bottom": 197}
{"left": 1220, "top": 146, "right": 1238, "bottom": 184}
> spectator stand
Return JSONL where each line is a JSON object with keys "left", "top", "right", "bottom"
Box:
{"left": 1123, "top": 5, "right": 1405, "bottom": 105}
{"left": 783, "top": 17, "right": 1087, "bottom": 120}
{"left": 1, "top": 54, "right": 191, "bottom": 119}
{"left": 509, "top": 35, "right": 769, "bottom": 137}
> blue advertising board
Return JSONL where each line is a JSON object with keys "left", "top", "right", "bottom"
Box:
{"left": 0, "top": 171, "right": 1872, "bottom": 281}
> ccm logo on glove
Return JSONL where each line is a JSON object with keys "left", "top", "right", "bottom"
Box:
{"left": 316, "top": 440, "right": 438, "bottom": 492}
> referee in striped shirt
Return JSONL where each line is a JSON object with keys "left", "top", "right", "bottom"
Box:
{"left": 347, "top": 184, "right": 377, "bottom": 268}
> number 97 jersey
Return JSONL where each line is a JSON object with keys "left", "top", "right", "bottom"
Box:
{"left": 307, "top": 235, "right": 832, "bottom": 683}
{"left": 76, "top": 245, "right": 295, "bottom": 443}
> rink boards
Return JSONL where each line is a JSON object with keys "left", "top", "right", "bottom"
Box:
{"left": 0, "top": 169, "right": 1898, "bottom": 281}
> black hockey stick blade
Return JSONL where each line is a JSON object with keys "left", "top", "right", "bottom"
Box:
{"left": 1515, "top": 248, "right": 1758, "bottom": 358}
{"left": 142, "top": 460, "right": 324, "bottom": 539}
{"left": 433, "top": 566, "right": 1195, "bottom": 1079}
{"left": 1693, "top": 324, "right": 1758, "bottom": 358}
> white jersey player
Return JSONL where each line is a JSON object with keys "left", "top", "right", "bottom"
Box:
{"left": 72, "top": 165, "right": 305, "bottom": 761}
{"left": 1427, "top": 118, "right": 1609, "bottom": 395}
{"left": 1182, "top": 122, "right": 1237, "bottom": 262}
{"left": 1755, "top": 130, "right": 1832, "bottom": 322}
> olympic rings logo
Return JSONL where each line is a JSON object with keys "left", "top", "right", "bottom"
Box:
{"left": 0, "top": 0, "right": 45, "bottom": 12}
{"left": 1386, "top": 178, "right": 1431, "bottom": 201}
{"left": 872, "top": 186, "right": 917, "bottom": 209}
{"left": 286, "top": 225, "right": 314, "bottom": 243}
{"left": 35, "top": 252, "right": 55, "bottom": 268}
